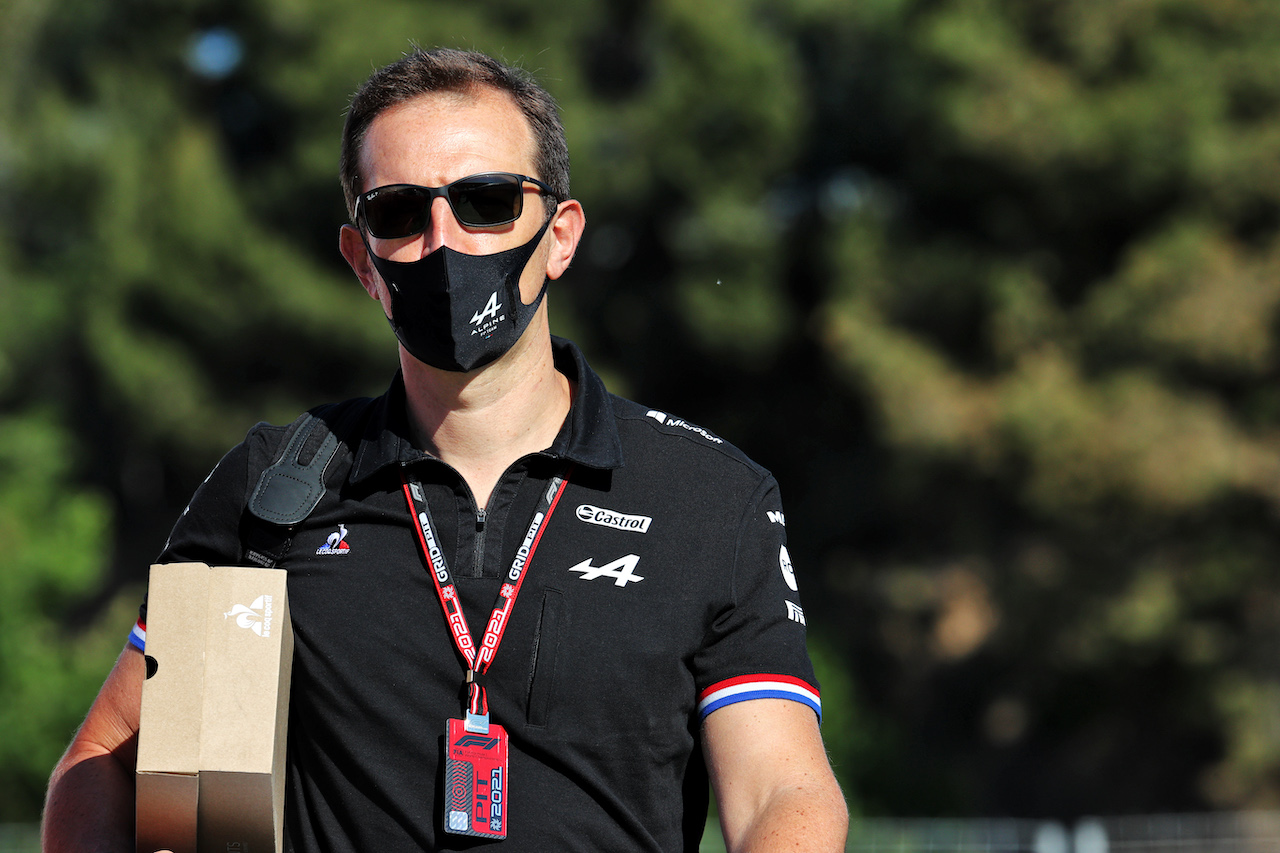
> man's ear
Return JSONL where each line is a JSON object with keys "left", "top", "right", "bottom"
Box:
{"left": 544, "top": 200, "right": 586, "bottom": 281}
{"left": 339, "top": 224, "right": 382, "bottom": 300}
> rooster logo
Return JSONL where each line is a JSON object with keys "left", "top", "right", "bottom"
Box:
{"left": 316, "top": 523, "right": 351, "bottom": 555}
{"left": 225, "top": 595, "right": 272, "bottom": 636}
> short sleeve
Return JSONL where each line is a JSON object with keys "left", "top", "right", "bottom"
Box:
{"left": 131, "top": 430, "right": 264, "bottom": 650}
{"left": 157, "top": 437, "right": 260, "bottom": 566}
{"left": 691, "top": 476, "right": 821, "bottom": 722}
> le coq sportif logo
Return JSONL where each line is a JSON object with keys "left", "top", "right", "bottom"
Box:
{"left": 224, "top": 594, "right": 275, "bottom": 637}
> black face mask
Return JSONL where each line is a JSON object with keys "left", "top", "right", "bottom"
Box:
{"left": 363, "top": 217, "right": 552, "bottom": 372}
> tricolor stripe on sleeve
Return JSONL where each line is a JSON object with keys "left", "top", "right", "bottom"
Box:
{"left": 697, "top": 674, "right": 821, "bottom": 721}
{"left": 129, "top": 620, "right": 146, "bottom": 652}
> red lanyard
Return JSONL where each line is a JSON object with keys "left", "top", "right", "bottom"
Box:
{"left": 402, "top": 467, "right": 572, "bottom": 731}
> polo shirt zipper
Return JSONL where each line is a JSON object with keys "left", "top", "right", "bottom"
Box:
{"left": 473, "top": 507, "right": 487, "bottom": 578}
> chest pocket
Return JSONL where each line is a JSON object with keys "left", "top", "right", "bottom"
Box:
{"left": 526, "top": 589, "right": 565, "bottom": 728}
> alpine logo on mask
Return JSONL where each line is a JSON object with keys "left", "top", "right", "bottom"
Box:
{"left": 470, "top": 291, "right": 505, "bottom": 337}
{"left": 362, "top": 216, "right": 553, "bottom": 372}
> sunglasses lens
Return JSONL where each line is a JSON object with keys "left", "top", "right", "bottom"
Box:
{"left": 450, "top": 175, "right": 522, "bottom": 227}
{"left": 363, "top": 187, "right": 432, "bottom": 239}
{"left": 361, "top": 175, "right": 539, "bottom": 237}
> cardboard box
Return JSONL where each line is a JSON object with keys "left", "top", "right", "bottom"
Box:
{"left": 136, "top": 563, "right": 293, "bottom": 853}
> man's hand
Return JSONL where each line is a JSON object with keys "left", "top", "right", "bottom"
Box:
{"left": 703, "top": 698, "right": 848, "bottom": 852}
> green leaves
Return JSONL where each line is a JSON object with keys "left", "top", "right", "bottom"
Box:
{"left": 0, "top": 412, "right": 124, "bottom": 819}
{"left": 7, "top": 0, "right": 1280, "bottom": 821}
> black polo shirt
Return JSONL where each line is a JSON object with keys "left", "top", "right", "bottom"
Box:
{"left": 139, "top": 337, "right": 819, "bottom": 852}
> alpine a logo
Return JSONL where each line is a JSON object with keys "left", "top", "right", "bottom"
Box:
{"left": 225, "top": 594, "right": 274, "bottom": 637}
{"left": 470, "top": 291, "right": 505, "bottom": 339}
{"left": 576, "top": 504, "right": 652, "bottom": 534}
{"left": 645, "top": 410, "right": 723, "bottom": 445}
{"left": 568, "top": 554, "right": 645, "bottom": 587}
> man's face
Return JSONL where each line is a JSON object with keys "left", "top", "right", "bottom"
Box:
{"left": 354, "top": 87, "right": 554, "bottom": 312}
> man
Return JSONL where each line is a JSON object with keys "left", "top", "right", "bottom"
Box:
{"left": 43, "top": 47, "right": 848, "bottom": 851}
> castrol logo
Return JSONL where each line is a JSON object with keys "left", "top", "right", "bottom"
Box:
{"left": 575, "top": 504, "right": 652, "bottom": 534}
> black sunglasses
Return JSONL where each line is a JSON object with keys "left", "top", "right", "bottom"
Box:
{"left": 356, "top": 172, "right": 557, "bottom": 238}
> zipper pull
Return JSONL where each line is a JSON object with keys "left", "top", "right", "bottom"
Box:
{"left": 476, "top": 507, "right": 486, "bottom": 531}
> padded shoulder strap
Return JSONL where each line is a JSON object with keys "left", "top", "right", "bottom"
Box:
{"left": 242, "top": 412, "right": 342, "bottom": 567}
{"left": 248, "top": 413, "right": 340, "bottom": 525}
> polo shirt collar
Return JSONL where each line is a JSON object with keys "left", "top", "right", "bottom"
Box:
{"left": 348, "top": 336, "right": 624, "bottom": 484}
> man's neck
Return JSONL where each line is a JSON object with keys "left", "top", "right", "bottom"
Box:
{"left": 401, "top": 334, "right": 571, "bottom": 508}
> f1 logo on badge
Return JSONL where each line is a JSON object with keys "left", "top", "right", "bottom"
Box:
{"left": 455, "top": 735, "right": 500, "bottom": 750}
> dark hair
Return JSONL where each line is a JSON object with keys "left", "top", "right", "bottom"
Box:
{"left": 340, "top": 47, "right": 570, "bottom": 223}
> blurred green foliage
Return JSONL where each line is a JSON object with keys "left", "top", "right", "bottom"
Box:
{"left": 5, "top": 0, "right": 1280, "bottom": 826}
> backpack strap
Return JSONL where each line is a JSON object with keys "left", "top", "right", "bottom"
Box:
{"left": 242, "top": 412, "right": 342, "bottom": 568}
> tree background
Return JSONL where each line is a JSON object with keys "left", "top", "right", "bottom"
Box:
{"left": 5, "top": 0, "right": 1280, "bottom": 826}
